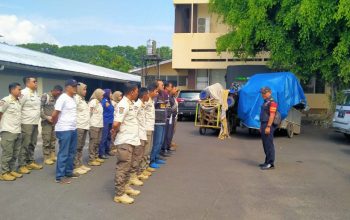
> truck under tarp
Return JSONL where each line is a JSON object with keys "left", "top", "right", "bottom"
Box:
{"left": 238, "top": 72, "right": 307, "bottom": 129}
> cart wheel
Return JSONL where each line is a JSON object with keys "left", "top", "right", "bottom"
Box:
{"left": 199, "top": 127, "right": 207, "bottom": 135}
{"left": 287, "top": 123, "right": 294, "bottom": 138}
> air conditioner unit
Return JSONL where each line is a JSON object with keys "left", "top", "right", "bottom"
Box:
{"left": 197, "top": 17, "right": 210, "bottom": 33}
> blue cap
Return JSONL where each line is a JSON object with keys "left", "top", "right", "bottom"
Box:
{"left": 65, "top": 79, "right": 79, "bottom": 87}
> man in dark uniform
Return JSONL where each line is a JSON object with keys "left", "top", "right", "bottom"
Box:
{"left": 259, "top": 87, "right": 278, "bottom": 170}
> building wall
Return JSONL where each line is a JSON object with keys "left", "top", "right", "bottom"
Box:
{"left": 0, "top": 70, "right": 66, "bottom": 98}
{"left": 135, "top": 62, "right": 189, "bottom": 90}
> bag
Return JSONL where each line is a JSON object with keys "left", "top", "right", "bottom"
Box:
{"left": 273, "top": 111, "right": 282, "bottom": 126}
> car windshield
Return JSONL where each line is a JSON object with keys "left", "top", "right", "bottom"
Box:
{"left": 179, "top": 92, "right": 200, "bottom": 100}
{"left": 342, "top": 93, "right": 350, "bottom": 106}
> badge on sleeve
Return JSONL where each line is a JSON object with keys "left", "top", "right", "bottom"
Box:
{"left": 119, "top": 107, "right": 125, "bottom": 114}
{"left": 0, "top": 100, "right": 5, "bottom": 106}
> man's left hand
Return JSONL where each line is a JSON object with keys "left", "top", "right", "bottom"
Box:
{"left": 265, "top": 127, "right": 271, "bottom": 135}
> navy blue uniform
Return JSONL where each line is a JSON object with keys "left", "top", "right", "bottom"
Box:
{"left": 260, "top": 97, "right": 278, "bottom": 165}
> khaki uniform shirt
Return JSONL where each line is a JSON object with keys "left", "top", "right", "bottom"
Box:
{"left": 88, "top": 99, "right": 103, "bottom": 128}
{"left": 75, "top": 95, "right": 90, "bottom": 130}
{"left": 145, "top": 98, "right": 155, "bottom": 131}
{"left": 20, "top": 87, "right": 41, "bottom": 125}
{"left": 114, "top": 96, "right": 140, "bottom": 146}
{"left": 111, "top": 100, "right": 118, "bottom": 110}
{"left": 40, "top": 93, "right": 57, "bottom": 121}
{"left": 0, "top": 95, "right": 21, "bottom": 133}
{"left": 134, "top": 99, "right": 147, "bottom": 141}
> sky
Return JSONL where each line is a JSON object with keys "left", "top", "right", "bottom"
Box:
{"left": 0, "top": 0, "right": 174, "bottom": 47}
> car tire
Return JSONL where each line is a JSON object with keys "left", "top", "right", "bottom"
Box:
{"left": 344, "top": 133, "right": 350, "bottom": 140}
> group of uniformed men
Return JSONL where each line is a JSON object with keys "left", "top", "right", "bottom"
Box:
{"left": 0, "top": 76, "right": 179, "bottom": 205}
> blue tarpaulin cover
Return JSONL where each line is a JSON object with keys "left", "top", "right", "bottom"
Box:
{"left": 238, "top": 72, "right": 307, "bottom": 129}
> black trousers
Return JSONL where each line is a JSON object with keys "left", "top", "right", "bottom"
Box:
{"left": 260, "top": 123, "right": 276, "bottom": 165}
{"left": 162, "top": 118, "right": 175, "bottom": 151}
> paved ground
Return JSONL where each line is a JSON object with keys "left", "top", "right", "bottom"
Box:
{"left": 0, "top": 121, "right": 350, "bottom": 220}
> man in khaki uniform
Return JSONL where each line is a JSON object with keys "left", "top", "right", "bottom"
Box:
{"left": 41, "top": 85, "right": 63, "bottom": 165}
{"left": 141, "top": 82, "right": 158, "bottom": 173}
{"left": 131, "top": 87, "right": 150, "bottom": 185}
{"left": 111, "top": 83, "right": 139, "bottom": 205}
{"left": 73, "top": 82, "right": 91, "bottom": 175}
{"left": 18, "top": 76, "right": 42, "bottom": 174}
{"left": 0, "top": 83, "right": 23, "bottom": 181}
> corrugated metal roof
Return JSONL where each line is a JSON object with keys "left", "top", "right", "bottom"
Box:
{"left": 0, "top": 43, "right": 140, "bottom": 82}
{"left": 129, "top": 59, "right": 172, "bottom": 73}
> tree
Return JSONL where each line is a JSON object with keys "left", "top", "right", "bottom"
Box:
{"left": 19, "top": 43, "right": 172, "bottom": 72}
{"left": 209, "top": 0, "right": 350, "bottom": 92}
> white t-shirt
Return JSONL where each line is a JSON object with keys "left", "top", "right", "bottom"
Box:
{"left": 54, "top": 93, "right": 77, "bottom": 131}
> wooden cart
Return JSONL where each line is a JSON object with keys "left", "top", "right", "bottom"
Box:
{"left": 194, "top": 99, "right": 222, "bottom": 135}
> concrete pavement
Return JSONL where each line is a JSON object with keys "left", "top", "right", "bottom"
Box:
{"left": 0, "top": 122, "right": 350, "bottom": 220}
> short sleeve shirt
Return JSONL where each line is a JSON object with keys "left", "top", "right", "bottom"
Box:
{"left": 75, "top": 95, "right": 90, "bottom": 130}
{"left": 114, "top": 97, "right": 140, "bottom": 146}
{"left": 54, "top": 93, "right": 77, "bottom": 131}
{"left": 0, "top": 95, "right": 21, "bottom": 133}
{"left": 20, "top": 87, "right": 41, "bottom": 125}
{"left": 134, "top": 99, "right": 147, "bottom": 141}
{"left": 88, "top": 99, "right": 103, "bottom": 128}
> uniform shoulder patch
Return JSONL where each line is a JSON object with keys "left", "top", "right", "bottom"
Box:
{"left": 119, "top": 107, "right": 125, "bottom": 114}
{"left": 0, "top": 100, "right": 5, "bottom": 106}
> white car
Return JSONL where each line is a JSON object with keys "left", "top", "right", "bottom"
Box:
{"left": 332, "top": 90, "right": 350, "bottom": 139}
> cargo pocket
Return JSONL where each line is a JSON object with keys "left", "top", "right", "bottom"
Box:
{"left": 116, "top": 144, "right": 132, "bottom": 163}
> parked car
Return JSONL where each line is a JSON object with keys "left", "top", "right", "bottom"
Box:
{"left": 332, "top": 90, "right": 350, "bottom": 139}
{"left": 177, "top": 90, "right": 201, "bottom": 121}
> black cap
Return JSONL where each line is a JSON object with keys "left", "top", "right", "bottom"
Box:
{"left": 53, "top": 85, "right": 63, "bottom": 91}
{"left": 65, "top": 79, "right": 79, "bottom": 87}
{"left": 260, "top": 86, "right": 271, "bottom": 94}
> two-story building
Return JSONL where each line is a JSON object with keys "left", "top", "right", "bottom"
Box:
{"left": 131, "top": 0, "right": 330, "bottom": 114}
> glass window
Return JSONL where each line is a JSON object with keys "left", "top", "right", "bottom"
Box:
{"left": 196, "top": 69, "right": 208, "bottom": 90}
{"left": 179, "top": 91, "right": 200, "bottom": 99}
{"left": 178, "top": 76, "right": 187, "bottom": 86}
{"left": 343, "top": 93, "right": 350, "bottom": 106}
{"left": 167, "top": 76, "right": 178, "bottom": 86}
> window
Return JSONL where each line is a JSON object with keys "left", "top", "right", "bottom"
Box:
{"left": 175, "top": 4, "right": 192, "bottom": 33}
{"left": 179, "top": 91, "right": 200, "bottom": 99}
{"left": 178, "top": 76, "right": 188, "bottom": 87}
{"left": 196, "top": 69, "right": 209, "bottom": 90}
{"left": 159, "top": 76, "right": 167, "bottom": 81}
{"left": 343, "top": 93, "right": 350, "bottom": 106}
{"left": 167, "top": 76, "right": 178, "bottom": 86}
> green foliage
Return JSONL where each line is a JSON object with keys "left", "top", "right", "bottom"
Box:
{"left": 18, "top": 43, "right": 172, "bottom": 72}
{"left": 209, "top": 0, "right": 350, "bottom": 86}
